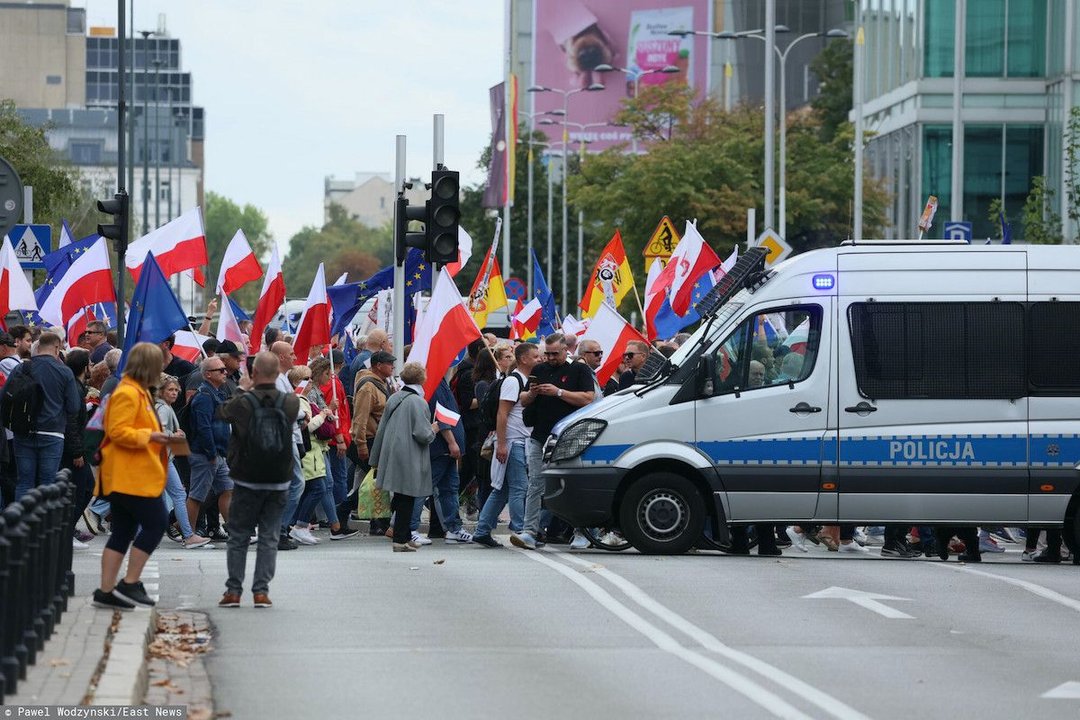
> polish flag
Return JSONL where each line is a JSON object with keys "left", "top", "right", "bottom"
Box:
{"left": 216, "top": 292, "right": 244, "bottom": 344}
{"left": 445, "top": 226, "right": 474, "bottom": 277}
{"left": 292, "top": 263, "right": 330, "bottom": 364}
{"left": 66, "top": 306, "right": 96, "bottom": 346}
{"left": 434, "top": 401, "right": 461, "bottom": 427}
{"left": 643, "top": 259, "right": 667, "bottom": 341}
{"left": 669, "top": 221, "right": 721, "bottom": 316}
{"left": 406, "top": 267, "right": 482, "bottom": 399}
{"left": 250, "top": 245, "right": 285, "bottom": 354}
{"left": 215, "top": 229, "right": 262, "bottom": 295}
{"left": 38, "top": 237, "right": 115, "bottom": 329}
{"left": 126, "top": 206, "right": 209, "bottom": 286}
{"left": 561, "top": 314, "right": 588, "bottom": 337}
{"left": 783, "top": 317, "right": 810, "bottom": 355}
{"left": 509, "top": 299, "right": 525, "bottom": 340}
{"left": 172, "top": 330, "right": 211, "bottom": 364}
{"left": 580, "top": 302, "right": 649, "bottom": 386}
{"left": 512, "top": 296, "right": 543, "bottom": 337}
{"left": 0, "top": 236, "right": 39, "bottom": 324}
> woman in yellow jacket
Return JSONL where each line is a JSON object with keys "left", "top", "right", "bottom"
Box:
{"left": 92, "top": 343, "right": 178, "bottom": 611}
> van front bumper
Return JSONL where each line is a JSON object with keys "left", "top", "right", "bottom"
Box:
{"left": 542, "top": 465, "right": 626, "bottom": 527}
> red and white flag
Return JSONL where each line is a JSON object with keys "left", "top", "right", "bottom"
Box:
{"left": 406, "top": 267, "right": 482, "bottom": 399}
{"left": 66, "top": 306, "right": 96, "bottom": 347}
{"left": 292, "top": 263, "right": 330, "bottom": 364}
{"left": 38, "top": 237, "right": 115, "bottom": 329}
{"left": 126, "top": 206, "right": 209, "bottom": 286}
{"left": 215, "top": 229, "right": 262, "bottom": 295}
{"left": 250, "top": 245, "right": 285, "bottom": 354}
{"left": 669, "top": 220, "right": 721, "bottom": 316}
{"left": 216, "top": 292, "right": 244, "bottom": 344}
{"left": 445, "top": 226, "right": 474, "bottom": 277}
{"left": 580, "top": 303, "right": 649, "bottom": 386}
{"left": 643, "top": 259, "right": 668, "bottom": 341}
{"left": 561, "top": 314, "right": 588, "bottom": 337}
{"left": 433, "top": 401, "right": 461, "bottom": 427}
{"left": 0, "top": 236, "right": 39, "bottom": 324}
{"left": 172, "top": 330, "right": 212, "bottom": 364}
{"left": 512, "top": 296, "right": 542, "bottom": 338}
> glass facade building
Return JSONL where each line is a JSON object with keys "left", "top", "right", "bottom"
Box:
{"left": 858, "top": 0, "right": 1078, "bottom": 241}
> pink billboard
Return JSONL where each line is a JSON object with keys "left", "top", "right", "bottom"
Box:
{"left": 531, "top": 0, "right": 713, "bottom": 153}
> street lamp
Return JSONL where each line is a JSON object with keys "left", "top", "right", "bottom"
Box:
{"left": 527, "top": 82, "right": 605, "bottom": 312}
{"left": 592, "top": 63, "right": 680, "bottom": 152}
{"left": 152, "top": 56, "right": 163, "bottom": 229}
{"left": 138, "top": 29, "right": 154, "bottom": 235}
{"left": 519, "top": 109, "right": 561, "bottom": 297}
{"left": 739, "top": 28, "right": 848, "bottom": 239}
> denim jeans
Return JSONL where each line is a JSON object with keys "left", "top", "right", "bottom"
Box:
{"left": 280, "top": 443, "right": 305, "bottom": 535}
{"left": 326, "top": 449, "right": 349, "bottom": 507}
{"left": 475, "top": 442, "right": 527, "bottom": 537}
{"left": 226, "top": 485, "right": 287, "bottom": 595}
{"left": 430, "top": 453, "right": 462, "bottom": 533}
{"left": 522, "top": 438, "right": 545, "bottom": 536}
{"left": 294, "top": 476, "right": 337, "bottom": 528}
{"left": 13, "top": 434, "right": 65, "bottom": 500}
{"left": 162, "top": 460, "right": 195, "bottom": 538}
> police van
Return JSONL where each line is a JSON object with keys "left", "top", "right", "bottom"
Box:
{"left": 541, "top": 242, "right": 1080, "bottom": 555}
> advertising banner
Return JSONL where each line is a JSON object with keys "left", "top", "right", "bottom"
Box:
{"left": 532, "top": 0, "right": 712, "bottom": 153}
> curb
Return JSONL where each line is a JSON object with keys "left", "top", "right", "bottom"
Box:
{"left": 91, "top": 607, "right": 156, "bottom": 705}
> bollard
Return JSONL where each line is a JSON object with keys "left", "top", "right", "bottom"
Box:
{"left": 40, "top": 483, "right": 61, "bottom": 638}
{"left": 2, "top": 502, "right": 30, "bottom": 680}
{"left": 54, "top": 474, "right": 76, "bottom": 611}
{"left": 0, "top": 514, "right": 8, "bottom": 702}
{"left": 23, "top": 488, "right": 48, "bottom": 653}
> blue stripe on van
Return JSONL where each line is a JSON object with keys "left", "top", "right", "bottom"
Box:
{"left": 1030, "top": 434, "right": 1080, "bottom": 466}
{"left": 840, "top": 435, "right": 1027, "bottom": 467}
{"left": 580, "top": 444, "right": 633, "bottom": 464}
{"left": 697, "top": 438, "right": 823, "bottom": 466}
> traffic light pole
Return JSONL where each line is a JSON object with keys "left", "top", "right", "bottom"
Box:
{"left": 392, "top": 135, "right": 406, "bottom": 373}
{"left": 116, "top": 0, "right": 127, "bottom": 344}
{"left": 433, "top": 113, "right": 444, "bottom": 284}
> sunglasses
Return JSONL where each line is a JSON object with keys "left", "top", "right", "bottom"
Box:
{"left": 205, "top": 367, "right": 227, "bottom": 374}
{"left": 623, "top": 352, "right": 641, "bottom": 358}
{"left": 582, "top": 350, "right": 603, "bottom": 356}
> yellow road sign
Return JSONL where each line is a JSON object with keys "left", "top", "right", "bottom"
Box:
{"left": 756, "top": 229, "right": 792, "bottom": 267}
{"left": 644, "top": 216, "right": 680, "bottom": 259}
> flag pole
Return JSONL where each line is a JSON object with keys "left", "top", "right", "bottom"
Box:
{"left": 185, "top": 318, "right": 208, "bottom": 360}
{"left": 629, "top": 280, "right": 647, "bottom": 330}
{"left": 327, "top": 306, "right": 337, "bottom": 407}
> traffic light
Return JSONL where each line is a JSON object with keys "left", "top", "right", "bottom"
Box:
{"left": 395, "top": 194, "right": 428, "bottom": 264}
{"left": 97, "top": 191, "right": 129, "bottom": 250}
{"left": 425, "top": 166, "right": 460, "bottom": 264}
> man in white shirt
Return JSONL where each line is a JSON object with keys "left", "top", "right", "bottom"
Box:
{"left": 472, "top": 342, "right": 539, "bottom": 548}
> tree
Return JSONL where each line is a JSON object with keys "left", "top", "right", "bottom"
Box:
{"left": 1064, "top": 107, "right": 1080, "bottom": 243}
{"left": 1020, "top": 176, "right": 1062, "bottom": 244}
{"left": 282, "top": 204, "right": 387, "bottom": 295}
{"left": 0, "top": 100, "right": 83, "bottom": 237}
{"left": 810, "top": 38, "right": 854, "bottom": 141}
{"left": 203, "top": 192, "right": 274, "bottom": 307}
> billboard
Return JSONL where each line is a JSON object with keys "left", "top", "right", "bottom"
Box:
{"left": 531, "top": 0, "right": 712, "bottom": 153}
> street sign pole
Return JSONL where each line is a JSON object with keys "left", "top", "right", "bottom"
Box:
{"left": 392, "top": 135, "right": 406, "bottom": 374}
{"left": 22, "top": 186, "right": 33, "bottom": 286}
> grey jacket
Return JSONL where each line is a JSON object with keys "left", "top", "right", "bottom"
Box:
{"left": 370, "top": 388, "right": 435, "bottom": 497}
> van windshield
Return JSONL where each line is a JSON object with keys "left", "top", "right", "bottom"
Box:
{"left": 667, "top": 288, "right": 751, "bottom": 370}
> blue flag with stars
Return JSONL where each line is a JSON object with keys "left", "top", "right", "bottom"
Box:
{"left": 326, "top": 248, "right": 432, "bottom": 336}
{"left": 118, "top": 253, "right": 189, "bottom": 374}
{"left": 29, "top": 229, "right": 106, "bottom": 328}
{"left": 531, "top": 250, "right": 558, "bottom": 338}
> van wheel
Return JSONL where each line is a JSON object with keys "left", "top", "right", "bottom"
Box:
{"left": 619, "top": 473, "right": 706, "bottom": 555}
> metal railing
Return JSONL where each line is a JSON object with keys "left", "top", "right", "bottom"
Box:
{"left": 0, "top": 470, "right": 76, "bottom": 702}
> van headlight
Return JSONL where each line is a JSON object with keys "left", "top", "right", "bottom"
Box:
{"left": 549, "top": 419, "right": 607, "bottom": 463}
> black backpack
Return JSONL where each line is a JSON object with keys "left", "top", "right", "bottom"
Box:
{"left": 478, "top": 374, "right": 524, "bottom": 431}
{"left": 0, "top": 360, "right": 43, "bottom": 436}
{"left": 240, "top": 392, "right": 293, "bottom": 484}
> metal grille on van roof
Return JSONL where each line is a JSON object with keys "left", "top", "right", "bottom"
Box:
{"left": 695, "top": 246, "right": 771, "bottom": 317}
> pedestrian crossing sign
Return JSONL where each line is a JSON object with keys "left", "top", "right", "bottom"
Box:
{"left": 7, "top": 224, "right": 51, "bottom": 269}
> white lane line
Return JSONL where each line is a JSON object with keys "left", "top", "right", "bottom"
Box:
{"left": 931, "top": 563, "right": 1080, "bottom": 614}
{"left": 518, "top": 549, "right": 815, "bottom": 720}
{"left": 549, "top": 551, "right": 873, "bottom": 720}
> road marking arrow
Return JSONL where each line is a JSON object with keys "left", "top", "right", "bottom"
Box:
{"left": 802, "top": 586, "right": 915, "bottom": 619}
{"left": 1042, "top": 682, "right": 1080, "bottom": 699}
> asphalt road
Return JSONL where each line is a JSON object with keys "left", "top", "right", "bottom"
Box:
{"left": 71, "top": 533, "right": 1080, "bottom": 719}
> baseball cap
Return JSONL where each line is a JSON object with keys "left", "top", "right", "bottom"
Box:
{"left": 370, "top": 350, "right": 396, "bottom": 365}
{"left": 0, "top": 332, "right": 14, "bottom": 348}
{"left": 216, "top": 339, "right": 244, "bottom": 358}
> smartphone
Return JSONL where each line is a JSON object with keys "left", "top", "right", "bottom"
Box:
{"left": 528, "top": 375, "right": 538, "bottom": 385}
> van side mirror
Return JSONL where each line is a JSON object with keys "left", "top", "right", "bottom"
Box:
{"left": 699, "top": 355, "right": 716, "bottom": 397}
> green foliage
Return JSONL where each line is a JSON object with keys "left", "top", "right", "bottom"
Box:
{"left": 810, "top": 39, "right": 854, "bottom": 141}
{"left": 987, "top": 197, "right": 1007, "bottom": 240}
{"left": 0, "top": 99, "right": 83, "bottom": 238}
{"left": 1021, "top": 176, "right": 1062, "bottom": 244}
{"left": 282, "top": 204, "right": 388, "bottom": 296}
{"left": 203, "top": 192, "right": 274, "bottom": 307}
{"left": 1064, "top": 106, "right": 1080, "bottom": 243}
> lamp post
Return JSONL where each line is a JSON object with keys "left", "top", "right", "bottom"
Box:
{"left": 518, "top": 110, "right": 560, "bottom": 297}
{"left": 592, "top": 64, "right": 680, "bottom": 153}
{"left": 138, "top": 30, "right": 154, "bottom": 235}
{"left": 739, "top": 28, "right": 849, "bottom": 239}
{"left": 526, "top": 82, "right": 605, "bottom": 312}
{"left": 152, "top": 56, "right": 163, "bottom": 229}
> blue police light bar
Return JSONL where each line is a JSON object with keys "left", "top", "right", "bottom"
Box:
{"left": 812, "top": 274, "right": 835, "bottom": 290}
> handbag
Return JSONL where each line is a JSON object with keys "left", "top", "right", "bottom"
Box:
{"left": 479, "top": 431, "right": 496, "bottom": 460}
{"left": 355, "top": 468, "right": 391, "bottom": 519}
{"left": 315, "top": 416, "right": 337, "bottom": 442}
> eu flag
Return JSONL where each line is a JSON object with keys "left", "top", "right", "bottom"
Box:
{"left": 31, "top": 230, "right": 104, "bottom": 327}
{"left": 327, "top": 248, "right": 432, "bottom": 336}
{"left": 531, "top": 249, "right": 558, "bottom": 338}
{"left": 652, "top": 271, "right": 716, "bottom": 340}
{"left": 117, "top": 253, "right": 189, "bottom": 374}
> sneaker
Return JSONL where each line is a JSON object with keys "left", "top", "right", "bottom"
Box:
{"left": 166, "top": 524, "right": 183, "bottom": 543}
{"left": 1001, "top": 527, "right": 1025, "bottom": 543}
{"left": 218, "top": 592, "right": 241, "bottom": 608}
{"left": 183, "top": 534, "right": 213, "bottom": 549}
{"left": 92, "top": 589, "right": 134, "bottom": 611}
{"left": 785, "top": 527, "right": 808, "bottom": 552}
{"left": 289, "top": 526, "right": 319, "bottom": 546}
{"left": 978, "top": 533, "right": 1005, "bottom": 553}
{"left": 569, "top": 531, "right": 591, "bottom": 550}
{"left": 392, "top": 543, "right": 417, "bottom": 552}
{"left": 208, "top": 529, "right": 229, "bottom": 543}
{"left": 330, "top": 527, "right": 361, "bottom": 541}
{"left": 277, "top": 535, "right": 298, "bottom": 551}
{"left": 1021, "top": 550, "right": 1036, "bottom": 562}
{"left": 839, "top": 541, "right": 870, "bottom": 554}
{"left": 444, "top": 529, "right": 473, "bottom": 544}
{"left": 83, "top": 508, "right": 105, "bottom": 535}
{"left": 473, "top": 534, "right": 502, "bottom": 548}
{"left": 253, "top": 593, "right": 272, "bottom": 608}
{"left": 410, "top": 532, "right": 432, "bottom": 546}
{"left": 853, "top": 527, "right": 869, "bottom": 546}
{"left": 509, "top": 532, "right": 537, "bottom": 550}
{"left": 113, "top": 579, "right": 155, "bottom": 608}
{"left": 881, "top": 542, "right": 917, "bottom": 559}
{"left": 1032, "top": 550, "right": 1062, "bottom": 564}
{"left": 72, "top": 537, "right": 90, "bottom": 550}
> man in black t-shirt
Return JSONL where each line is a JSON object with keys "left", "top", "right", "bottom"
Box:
{"left": 510, "top": 333, "right": 594, "bottom": 551}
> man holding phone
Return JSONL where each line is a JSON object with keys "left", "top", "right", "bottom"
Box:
{"left": 511, "top": 333, "right": 595, "bottom": 550}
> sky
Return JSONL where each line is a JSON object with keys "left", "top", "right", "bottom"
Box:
{"left": 79, "top": 1, "right": 505, "bottom": 254}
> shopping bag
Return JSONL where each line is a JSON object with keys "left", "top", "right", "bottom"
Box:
{"left": 356, "top": 468, "right": 391, "bottom": 519}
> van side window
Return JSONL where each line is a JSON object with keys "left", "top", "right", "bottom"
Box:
{"left": 713, "top": 306, "right": 822, "bottom": 395}
{"left": 848, "top": 302, "right": 1025, "bottom": 400}
{"left": 1028, "top": 302, "right": 1080, "bottom": 394}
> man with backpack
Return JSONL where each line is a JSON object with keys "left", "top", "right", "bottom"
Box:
{"left": 0, "top": 332, "right": 80, "bottom": 500}
{"left": 217, "top": 351, "right": 300, "bottom": 609}
{"left": 473, "top": 342, "right": 539, "bottom": 548}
